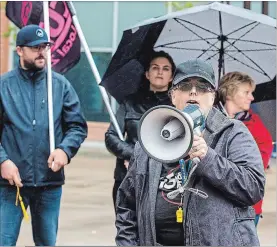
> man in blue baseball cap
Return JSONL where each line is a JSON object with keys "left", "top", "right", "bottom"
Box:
{"left": 15, "top": 24, "right": 53, "bottom": 70}
{"left": 0, "top": 25, "right": 87, "bottom": 246}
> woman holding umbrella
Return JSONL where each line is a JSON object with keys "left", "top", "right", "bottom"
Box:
{"left": 105, "top": 50, "right": 176, "bottom": 210}
{"left": 217, "top": 71, "right": 273, "bottom": 226}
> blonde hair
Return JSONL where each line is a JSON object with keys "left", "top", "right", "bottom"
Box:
{"left": 218, "top": 72, "right": 256, "bottom": 103}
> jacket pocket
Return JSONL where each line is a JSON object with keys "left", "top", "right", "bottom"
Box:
{"left": 232, "top": 207, "right": 258, "bottom": 246}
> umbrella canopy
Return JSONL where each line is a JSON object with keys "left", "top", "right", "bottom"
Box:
{"left": 101, "top": 2, "right": 276, "bottom": 103}
{"left": 251, "top": 76, "right": 276, "bottom": 142}
{"left": 251, "top": 99, "right": 276, "bottom": 142}
{"left": 101, "top": 21, "right": 167, "bottom": 103}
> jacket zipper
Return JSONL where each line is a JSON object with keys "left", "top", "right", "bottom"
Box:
{"left": 32, "top": 80, "right": 37, "bottom": 186}
{"left": 183, "top": 193, "right": 191, "bottom": 246}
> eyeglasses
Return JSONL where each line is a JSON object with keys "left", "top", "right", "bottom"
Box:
{"left": 175, "top": 79, "right": 214, "bottom": 94}
{"left": 25, "top": 44, "right": 51, "bottom": 52}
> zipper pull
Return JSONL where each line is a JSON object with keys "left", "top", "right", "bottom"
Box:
{"left": 32, "top": 119, "right": 36, "bottom": 129}
{"left": 41, "top": 99, "right": 45, "bottom": 109}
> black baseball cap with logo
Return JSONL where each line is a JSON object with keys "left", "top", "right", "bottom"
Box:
{"left": 172, "top": 59, "right": 216, "bottom": 89}
{"left": 16, "top": 24, "right": 53, "bottom": 47}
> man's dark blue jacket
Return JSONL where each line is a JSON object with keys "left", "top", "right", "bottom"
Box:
{"left": 0, "top": 66, "right": 88, "bottom": 186}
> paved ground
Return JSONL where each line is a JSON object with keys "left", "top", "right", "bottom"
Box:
{"left": 17, "top": 145, "right": 276, "bottom": 246}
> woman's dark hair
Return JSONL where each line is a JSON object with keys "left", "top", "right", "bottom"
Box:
{"left": 139, "top": 50, "right": 176, "bottom": 92}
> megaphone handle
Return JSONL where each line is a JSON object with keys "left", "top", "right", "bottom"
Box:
{"left": 192, "top": 127, "right": 202, "bottom": 164}
{"left": 192, "top": 157, "right": 200, "bottom": 164}
{"left": 194, "top": 126, "right": 201, "bottom": 136}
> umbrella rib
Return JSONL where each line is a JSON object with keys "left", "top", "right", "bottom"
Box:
{"left": 203, "top": 48, "right": 271, "bottom": 80}
{"left": 197, "top": 40, "right": 221, "bottom": 59}
{"left": 175, "top": 18, "right": 219, "bottom": 36}
{"left": 227, "top": 38, "right": 275, "bottom": 47}
{"left": 157, "top": 44, "right": 220, "bottom": 61}
{"left": 224, "top": 23, "right": 260, "bottom": 51}
{"left": 205, "top": 51, "right": 220, "bottom": 61}
{"left": 174, "top": 18, "right": 219, "bottom": 48}
{"left": 218, "top": 11, "right": 225, "bottom": 81}
{"left": 224, "top": 52, "right": 271, "bottom": 80}
{"left": 232, "top": 49, "right": 271, "bottom": 78}
{"left": 174, "top": 18, "right": 220, "bottom": 58}
{"left": 156, "top": 45, "right": 218, "bottom": 52}
{"left": 221, "top": 23, "right": 271, "bottom": 66}
{"left": 224, "top": 26, "right": 272, "bottom": 78}
{"left": 226, "top": 21, "right": 257, "bottom": 36}
{"left": 155, "top": 38, "right": 217, "bottom": 48}
{"left": 226, "top": 48, "right": 276, "bottom": 52}
{"left": 224, "top": 23, "right": 274, "bottom": 78}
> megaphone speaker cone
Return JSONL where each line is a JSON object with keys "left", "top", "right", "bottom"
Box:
{"left": 138, "top": 105, "right": 194, "bottom": 163}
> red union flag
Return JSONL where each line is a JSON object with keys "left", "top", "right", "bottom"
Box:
{"left": 6, "top": 1, "right": 81, "bottom": 74}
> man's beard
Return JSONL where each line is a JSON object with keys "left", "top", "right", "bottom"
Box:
{"left": 23, "top": 57, "right": 45, "bottom": 71}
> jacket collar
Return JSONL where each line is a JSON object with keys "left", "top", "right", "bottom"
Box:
{"left": 234, "top": 110, "right": 251, "bottom": 121}
{"left": 203, "top": 107, "right": 234, "bottom": 146}
{"left": 16, "top": 63, "right": 46, "bottom": 82}
{"left": 140, "top": 90, "right": 172, "bottom": 105}
{"left": 205, "top": 107, "right": 234, "bottom": 134}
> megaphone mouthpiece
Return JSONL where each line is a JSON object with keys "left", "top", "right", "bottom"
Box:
{"left": 161, "top": 118, "right": 185, "bottom": 141}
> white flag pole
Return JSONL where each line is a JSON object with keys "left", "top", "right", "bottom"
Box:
{"left": 43, "top": 2, "right": 55, "bottom": 168}
{"left": 66, "top": 1, "right": 124, "bottom": 141}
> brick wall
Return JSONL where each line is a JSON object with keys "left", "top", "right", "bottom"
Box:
{"left": 0, "top": 7, "right": 9, "bottom": 75}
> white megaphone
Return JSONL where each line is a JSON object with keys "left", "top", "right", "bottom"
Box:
{"left": 138, "top": 104, "right": 205, "bottom": 163}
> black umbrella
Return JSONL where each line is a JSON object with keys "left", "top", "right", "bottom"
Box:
{"left": 253, "top": 76, "right": 276, "bottom": 103}
{"left": 101, "top": 21, "right": 166, "bottom": 103}
{"left": 251, "top": 76, "right": 276, "bottom": 142}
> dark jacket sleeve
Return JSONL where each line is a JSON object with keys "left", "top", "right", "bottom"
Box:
{"left": 0, "top": 98, "right": 9, "bottom": 164}
{"left": 105, "top": 103, "right": 134, "bottom": 160}
{"left": 56, "top": 78, "right": 88, "bottom": 161}
{"left": 196, "top": 122, "right": 265, "bottom": 207}
{"left": 115, "top": 154, "right": 139, "bottom": 246}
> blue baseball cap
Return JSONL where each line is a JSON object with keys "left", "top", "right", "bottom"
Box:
{"left": 16, "top": 24, "right": 53, "bottom": 47}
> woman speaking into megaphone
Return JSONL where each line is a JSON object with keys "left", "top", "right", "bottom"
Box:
{"left": 115, "top": 59, "right": 265, "bottom": 247}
